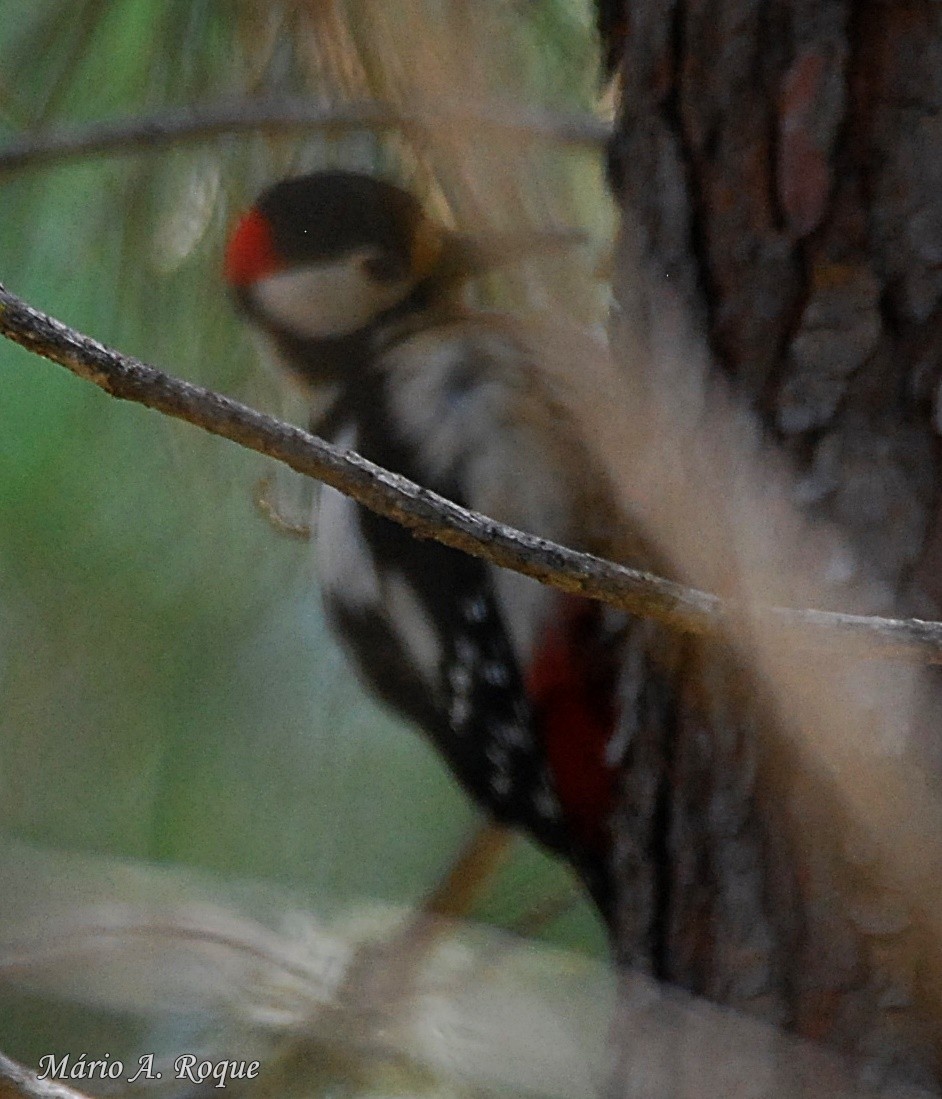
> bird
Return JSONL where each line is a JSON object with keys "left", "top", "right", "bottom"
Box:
{"left": 224, "top": 170, "right": 642, "bottom": 923}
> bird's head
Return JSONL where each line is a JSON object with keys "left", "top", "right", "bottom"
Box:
{"left": 225, "top": 170, "right": 584, "bottom": 348}
{"left": 224, "top": 170, "right": 451, "bottom": 344}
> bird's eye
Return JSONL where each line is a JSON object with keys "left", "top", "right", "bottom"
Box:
{"left": 363, "top": 251, "right": 409, "bottom": 283}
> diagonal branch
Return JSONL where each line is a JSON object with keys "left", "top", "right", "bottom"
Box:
{"left": 0, "top": 96, "right": 610, "bottom": 175}
{"left": 3, "top": 281, "right": 942, "bottom": 664}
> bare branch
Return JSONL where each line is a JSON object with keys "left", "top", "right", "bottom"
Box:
{"left": 3, "top": 281, "right": 942, "bottom": 664}
{"left": 0, "top": 1054, "right": 93, "bottom": 1099}
{"left": 0, "top": 96, "right": 609, "bottom": 174}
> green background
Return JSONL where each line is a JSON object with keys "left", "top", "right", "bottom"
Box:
{"left": 0, "top": 0, "right": 610, "bottom": 1065}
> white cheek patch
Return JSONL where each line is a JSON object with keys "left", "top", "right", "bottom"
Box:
{"left": 253, "top": 253, "right": 414, "bottom": 339}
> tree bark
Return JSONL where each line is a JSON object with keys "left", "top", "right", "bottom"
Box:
{"left": 600, "top": 1, "right": 942, "bottom": 1090}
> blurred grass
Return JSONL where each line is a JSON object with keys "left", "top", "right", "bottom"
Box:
{"left": 0, "top": 0, "right": 609, "bottom": 1054}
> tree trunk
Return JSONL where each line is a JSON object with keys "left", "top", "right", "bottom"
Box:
{"left": 599, "top": 1, "right": 942, "bottom": 1090}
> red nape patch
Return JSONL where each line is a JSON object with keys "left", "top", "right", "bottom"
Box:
{"left": 224, "top": 208, "right": 282, "bottom": 287}
{"left": 526, "top": 597, "right": 619, "bottom": 853}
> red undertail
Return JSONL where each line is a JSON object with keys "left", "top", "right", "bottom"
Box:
{"left": 525, "top": 596, "right": 619, "bottom": 854}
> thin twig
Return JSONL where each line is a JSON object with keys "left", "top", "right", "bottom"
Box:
{"left": 3, "top": 282, "right": 942, "bottom": 664}
{"left": 0, "top": 96, "right": 610, "bottom": 174}
{"left": 254, "top": 474, "right": 313, "bottom": 540}
{"left": 418, "top": 823, "right": 512, "bottom": 922}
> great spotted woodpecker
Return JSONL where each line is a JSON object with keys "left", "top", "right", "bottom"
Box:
{"left": 225, "top": 171, "right": 632, "bottom": 919}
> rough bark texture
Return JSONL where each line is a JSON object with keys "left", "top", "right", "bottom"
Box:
{"left": 600, "top": 1, "right": 942, "bottom": 1091}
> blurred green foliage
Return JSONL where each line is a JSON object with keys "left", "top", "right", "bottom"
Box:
{"left": 0, "top": 0, "right": 608, "bottom": 1058}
